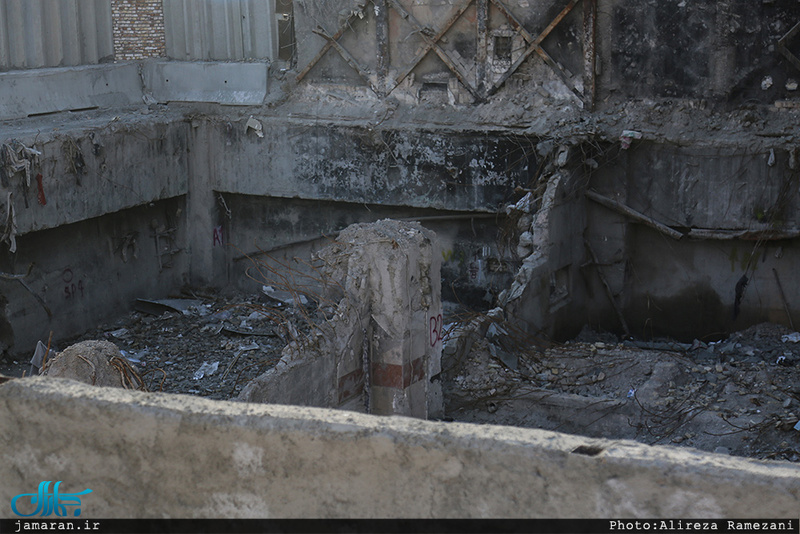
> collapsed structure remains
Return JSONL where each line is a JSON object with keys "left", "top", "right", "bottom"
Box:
{"left": 2, "top": 0, "right": 800, "bottom": 519}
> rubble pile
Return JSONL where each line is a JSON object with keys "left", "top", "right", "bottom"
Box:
{"left": 0, "top": 289, "right": 315, "bottom": 400}
{"left": 3, "top": 288, "right": 800, "bottom": 464}
{"left": 444, "top": 312, "right": 800, "bottom": 463}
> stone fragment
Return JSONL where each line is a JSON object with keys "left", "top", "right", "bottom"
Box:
{"left": 42, "top": 340, "right": 139, "bottom": 389}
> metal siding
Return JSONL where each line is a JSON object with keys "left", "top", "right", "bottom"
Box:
{"left": 163, "top": 0, "right": 274, "bottom": 61}
{"left": 0, "top": 0, "right": 112, "bottom": 70}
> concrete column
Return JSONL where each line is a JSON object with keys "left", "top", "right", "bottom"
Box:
{"left": 237, "top": 220, "right": 443, "bottom": 419}
{"left": 349, "top": 220, "right": 443, "bottom": 418}
{"left": 185, "top": 119, "right": 216, "bottom": 286}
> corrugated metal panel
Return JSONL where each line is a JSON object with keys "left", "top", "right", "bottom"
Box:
{"left": 163, "top": 0, "right": 275, "bottom": 61}
{"left": 0, "top": 0, "right": 112, "bottom": 71}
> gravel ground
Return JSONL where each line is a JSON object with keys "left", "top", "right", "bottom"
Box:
{"left": 0, "top": 288, "right": 314, "bottom": 401}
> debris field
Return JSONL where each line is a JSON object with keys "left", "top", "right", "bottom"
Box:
{"left": 443, "top": 312, "right": 800, "bottom": 463}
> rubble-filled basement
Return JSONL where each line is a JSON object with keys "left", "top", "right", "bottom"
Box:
{"left": 2, "top": 0, "right": 800, "bottom": 520}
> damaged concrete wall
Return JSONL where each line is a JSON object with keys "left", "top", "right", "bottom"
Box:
{"left": 500, "top": 168, "right": 587, "bottom": 341}
{"left": 209, "top": 118, "right": 530, "bottom": 307}
{"left": 501, "top": 139, "right": 800, "bottom": 343}
{"left": 293, "top": 0, "right": 592, "bottom": 106}
{"left": 212, "top": 119, "right": 532, "bottom": 212}
{"left": 3, "top": 377, "right": 800, "bottom": 517}
{"left": 604, "top": 0, "right": 800, "bottom": 105}
{"left": 238, "top": 219, "right": 443, "bottom": 419}
{"left": 583, "top": 142, "right": 800, "bottom": 341}
{"left": 292, "top": 0, "right": 800, "bottom": 108}
{"left": 0, "top": 117, "right": 191, "bottom": 355}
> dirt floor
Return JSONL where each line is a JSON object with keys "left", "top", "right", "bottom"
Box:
{"left": 2, "top": 291, "right": 799, "bottom": 464}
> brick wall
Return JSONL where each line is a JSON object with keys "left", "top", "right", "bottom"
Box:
{"left": 111, "top": 0, "right": 166, "bottom": 60}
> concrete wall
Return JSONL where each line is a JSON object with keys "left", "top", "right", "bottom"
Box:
{"left": 602, "top": 0, "right": 800, "bottom": 105}
{"left": 0, "top": 60, "right": 269, "bottom": 120}
{"left": 581, "top": 142, "right": 800, "bottom": 341}
{"left": 294, "top": 0, "right": 589, "bottom": 104}
{"left": 293, "top": 0, "right": 800, "bottom": 109}
{"left": 0, "top": 117, "right": 191, "bottom": 354}
{"left": 502, "top": 170, "right": 588, "bottom": 341}
{"left": 212, "top": 120, "right": 532, "bottom": 211}
{"left": 2, "top": 377, "right": 800, "bottom": 518}
{"left": 0, "top": 0, "right": 113, "bottom": 71}
{"left": 0, "top": 63, "right": 143, "bottom": 120}
{"left": 221, "top": 195, "right": 512, "bottom": 308}
{"left": 141, "top": 60, "right": 269, "bottom": 105}
{"left": 0, "top": 198, "right": 187, "bottom": 358}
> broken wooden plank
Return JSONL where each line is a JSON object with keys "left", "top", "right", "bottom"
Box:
{"left": 686, "top": 227, "right": 800, "bottom": 240}
{"left": 476, "top": 0, "right": 488, "bottom": 95}
{"left": 777, "top": 21, "right": 800, "bottom": 73}
{"left": 375, "top": 0, "right": 389, "bottom": 96}
{"left": 296, "top": 8, "right": 369, "bottom": 83}
{"left": 585, "top": 189, "right": 684, "bottom": 240}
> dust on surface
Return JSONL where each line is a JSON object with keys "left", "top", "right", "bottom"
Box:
{"left": 444, "top": 312, "right": 800, "bottom": 463}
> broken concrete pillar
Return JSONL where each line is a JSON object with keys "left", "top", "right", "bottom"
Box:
{"left": 238, "top": 219, "right": 443, "bottom": 419}
{"left": 338, "top": 220, "right": 443, "bottom": 418}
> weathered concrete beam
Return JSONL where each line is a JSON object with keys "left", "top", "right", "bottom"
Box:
{"left": 2, "top": 377, "right": 800, "bottom": 518}
{"left": 141, "top": 60, "right": 269, "bottom": 105}
{"left": 0, "top": 64, "right": 142, "bottom": 121}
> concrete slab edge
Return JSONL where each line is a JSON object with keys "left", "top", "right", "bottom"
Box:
{"left": 1, "top": 377, "right": 799, "bottom": 518}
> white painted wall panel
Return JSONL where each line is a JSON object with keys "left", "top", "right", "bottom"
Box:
{"left": 163, "top": 0, "right": 274, "bottom": 61}
{"left": 0, "top": 0, "right": 112, "bottom": 70}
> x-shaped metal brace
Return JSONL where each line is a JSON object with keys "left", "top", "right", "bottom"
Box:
{"left": 386, "top": 0, "right": 482, "bottom": 100}
{"left": 486, "top": 0, "right": 583, "bottom": 101}
{"left": 296, "top": 0, "right": 591, "bottom": 105}
{"left": 296, "top": 5, "right": 376, "bottom": 85}
{"left": 778, "top": 21, "right": 800, "bottom": 73}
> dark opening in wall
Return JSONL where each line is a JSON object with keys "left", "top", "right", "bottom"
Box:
{"left": 493, "top": 35, "right": 513, "bottom": 62}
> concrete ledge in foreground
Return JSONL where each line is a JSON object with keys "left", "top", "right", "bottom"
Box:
{"left": 1, "top": 377, "right": 799, "bottom": 518}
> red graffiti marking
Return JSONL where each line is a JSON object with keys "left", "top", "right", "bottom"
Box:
{"left": 429, "top": 314, "right": 443, "bottom": 347}
{"left": 213, "top": 225, "right": 224, "bottom": 247}
{"left": 36, "top": 174, "right": 46, "bottom": 206}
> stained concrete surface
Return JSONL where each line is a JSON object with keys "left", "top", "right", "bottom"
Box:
{"left": 2, "top": 376, "right": 800, "bottom": 518}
